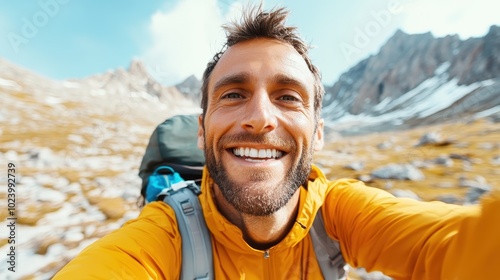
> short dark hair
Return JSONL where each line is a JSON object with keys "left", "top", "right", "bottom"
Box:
{"left": 200, "top": 5, "right": 324, "bottom": 123}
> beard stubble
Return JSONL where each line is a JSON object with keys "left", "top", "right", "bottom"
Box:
{"left": 204, "top": 132, "right": 314, "bottom": 216}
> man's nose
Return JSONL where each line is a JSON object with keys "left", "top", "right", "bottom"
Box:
{"left": 241, "top": 89, "right": 278, "bottom": 133}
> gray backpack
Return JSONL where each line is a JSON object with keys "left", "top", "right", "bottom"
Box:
{"left": 140, "top": 114, "right": 346, "bottom": 279}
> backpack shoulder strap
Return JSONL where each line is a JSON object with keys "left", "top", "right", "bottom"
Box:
{"left": 160, "top": 182, "right": 213, "bottom": 280}
{"left": 310, "top": 208, "right": 346, "bottom": 279}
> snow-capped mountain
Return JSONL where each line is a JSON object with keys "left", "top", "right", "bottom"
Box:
{"left": 69, "top": 59, "right": 201, "bottom": 113}
{"left": 0, "top": 57, "right": 201, "bottom": 126}
{"left": 323, "top": 25, "right": 500, "bottom": 135}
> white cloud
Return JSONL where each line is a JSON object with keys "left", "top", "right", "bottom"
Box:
{"left": 140, "top": 0, "right": 244, "bottom": 86}
{"left": 400, "top": 0, "right": 500, "bottom": 39}
{"left": 139, "top": 0, "right": 500, "bottom": 86}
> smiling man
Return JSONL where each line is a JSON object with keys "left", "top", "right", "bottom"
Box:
{"left": 54, "top": 5, "right": 500, "bottom": 280}
{"left": 199, "top": 37, "right": 323, "bottom": 249}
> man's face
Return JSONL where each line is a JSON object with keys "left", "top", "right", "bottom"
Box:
{"left": 198, "top": 38, "right": 324, "bottom": 216}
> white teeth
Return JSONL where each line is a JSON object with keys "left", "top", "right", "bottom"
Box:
{"left": 258, "top": 149, "right": 266, "bottom": 157}
{"left": 249, "top": 148, "right": 258, "bottom": 157}
{"left": 232, "top": 147, "right": 283, "bottom": 159}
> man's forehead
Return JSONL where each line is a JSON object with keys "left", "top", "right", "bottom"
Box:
{"left": 209, "top": 38, "right": 315, "bottom": 91}
{"left": 220, "top": 38, "right": 301, "bottom": 64}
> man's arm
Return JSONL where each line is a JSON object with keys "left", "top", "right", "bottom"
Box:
{"left": 53, "top": 202, "right": 182, "bottom": 280}
{"left": 324, "top": 179, "right": 500, "bottom": 279}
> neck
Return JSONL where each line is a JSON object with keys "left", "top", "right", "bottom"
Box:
{"left": 212, "top": 185, "right": 301, "bottom": 250}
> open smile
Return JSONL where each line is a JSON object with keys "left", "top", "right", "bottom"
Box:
{"left": 231, "top": 147, "right": 285, "bottom": 162}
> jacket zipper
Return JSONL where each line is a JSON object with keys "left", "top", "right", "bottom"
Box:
{"left": 263, "top": 250, "right": 270, "bottom": 259}
{"left": 263, "top": 249, "right": 271, "bottom": 279}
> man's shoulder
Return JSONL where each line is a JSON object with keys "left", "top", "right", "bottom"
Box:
{"left": 323, "top": 178, "right": 368, "bottom": 194}
{"left": 125, "top": 201, "right": 179, "bottom": 230}
{"left": 323, "top": 177, "right": 396, "bottom": 206}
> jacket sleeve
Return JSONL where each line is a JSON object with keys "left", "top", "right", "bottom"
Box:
{"left": 52, "top": 202, "right": 181, "bottom": 280}
{"left": 323, "top": 179, "right": 500, "bottom": 280}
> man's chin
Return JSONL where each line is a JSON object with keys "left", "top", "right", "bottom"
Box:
{"left": 226, "top": 170, "right": 283, "bottom": 187}
{"left": 227, "top": 161, "right": 288, "bottom": 180}
{"left": 212, "top": 162, "right": 303, "bottom": 216}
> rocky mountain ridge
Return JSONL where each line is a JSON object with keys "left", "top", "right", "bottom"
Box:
{"left": 3, "top": 25, "right": 498, "bottom": 135}
{"left": 323, "top": 25, "right": 500, "bottom": 135}
{"left": 69, "top": 59, "right": 202, "bottom": 110}
{"left": 0, "top": 57, "right": 201, "bottom": 121}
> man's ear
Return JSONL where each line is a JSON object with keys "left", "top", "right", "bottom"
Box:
{"left": 197, "top": 114, "right": 205, "bottom": 150}
{"left": 314, "top": 118, "right": 324, "bottom": 152}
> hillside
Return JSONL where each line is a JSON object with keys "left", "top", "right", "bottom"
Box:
{"left": 0, "top": 57, "right": 201, "bottom": 278}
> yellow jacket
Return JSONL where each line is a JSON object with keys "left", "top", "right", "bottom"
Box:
{"left": 54, "top": 166, "right": 500, "bottom": 279}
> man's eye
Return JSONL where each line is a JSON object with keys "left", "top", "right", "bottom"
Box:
{"left": 279, "top": 95, "right": 299, "bottom": 101}
{"left": 222, "top": 92, "right": 243, "bottom": 99}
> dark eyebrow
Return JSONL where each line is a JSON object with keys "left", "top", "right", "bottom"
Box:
{"left": 271, "top": 73, "right": 310, "bottom": 97}
{"left": 212, "top": 73, "right": 250, "bottom": 93}
{"left": 272, "top": 73, "right": 308, "bottom": 91}
{"left": 211, "top": 72, "right": 310, "bottom": 95}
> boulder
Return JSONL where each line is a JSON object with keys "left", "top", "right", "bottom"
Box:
{"left": 371, "top": 164, "right": 425, "bottom": 181}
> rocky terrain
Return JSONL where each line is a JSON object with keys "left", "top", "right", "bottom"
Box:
{"left": 0, "top": 26, "right": 499, "bottom": 279}
{"left": 318, "top": 118, "right": 499, "bottom": 280}
{"left": 316, "top": 119, "right": 499, "bottom": 205}
{"left": 0, "top": 58, "right": 201, "bottom": 279}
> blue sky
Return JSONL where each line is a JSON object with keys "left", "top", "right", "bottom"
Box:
{"left": 1, "top": 0, "right": 499, "bottom": 86}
